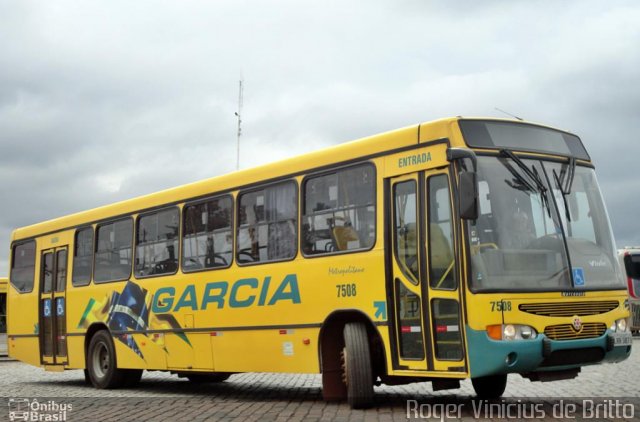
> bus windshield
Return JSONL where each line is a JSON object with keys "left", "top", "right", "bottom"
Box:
{"left": 468, "top": 155, "right": 624, "bottom": 292}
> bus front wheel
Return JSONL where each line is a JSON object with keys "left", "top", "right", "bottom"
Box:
{"left": 471, "top": 374, "right": 507, "bottom": 398}
{"left": 341, "top": 322, "right": 374, "bottom": 409}
{"left": 86, "top": 330, "right": 127, "bottom": 389}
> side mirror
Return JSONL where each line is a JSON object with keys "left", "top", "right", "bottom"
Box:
{"left": 447, "top": 148, "right": 479, "bottom": 220}
{"left": 459, "top": 171, "right": 478, "bottom": 220}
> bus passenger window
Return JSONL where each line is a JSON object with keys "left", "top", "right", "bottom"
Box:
{"left": 94, "top": 219, "right": 133, "bottom": 283}
{"left": 183, "top": 196, "right": 233, "bottom": 271}
{"left": 10, "top": 241, "right": 36, "bottom": 293}
{"left": 302, "top": 164, "right": 375, "bottom": 256}
{"left": 237, "top": 181, "right": 297, "bottom": 264}
{"left": 135, "top": 208, "right": 179, "bottom": 277}
{"left": 72, "top": 227, "right": 93, "bottom": 286}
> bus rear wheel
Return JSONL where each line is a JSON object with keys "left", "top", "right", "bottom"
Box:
{"left": 86, "top": 330, "right": 127, "bottom": 389}
{"left": 341, "top": 322, "right": 374, "bottom": 409}
{"left": 471, "top": 374, "right": 507, "bottom": 399}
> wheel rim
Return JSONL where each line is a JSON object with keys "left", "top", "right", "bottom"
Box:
{"left": 92, "top": 341, "right": 109, "bottom": 379}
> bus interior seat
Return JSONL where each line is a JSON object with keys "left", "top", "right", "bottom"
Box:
{"left": 332, "top": 225, "right": 360, "bottom": 251}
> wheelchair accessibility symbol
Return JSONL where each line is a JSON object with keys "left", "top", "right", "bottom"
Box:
{"left": 56, "top": 298, "right": 65, "bottom": 316}
{"left": 43, "top": 300, "right": 52, "bottom": 317}
{"left": 572, "top": 267, "right": 585, "bottom": 287}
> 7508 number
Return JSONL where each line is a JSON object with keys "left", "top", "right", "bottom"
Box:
{"left": 336, "top": 283, "right": 357, "bottom": 298}
{"left": 490, "top": 301, "right": 512, "bottom": 312}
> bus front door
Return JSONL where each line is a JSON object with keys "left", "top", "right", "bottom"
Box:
{"left": 39, "top": 247, "right": 69, "bottom": 366}
{"left": 389, "top": 170, "right": 467, "bottom": 374}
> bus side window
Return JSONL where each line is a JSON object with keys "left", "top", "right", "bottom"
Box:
{"left": 302, "top": 164, "right": 375, "bottom": 256}
{"left": 72, "top": 227, "right": 94, "bottom": 286}
{"left": 94, "top": 219, "right": 133, "bottom": 283}
{"left": 135, "top": 208, "right": 179, "bottom": 278}
{"left": 10, "top": 241, "right": 36, "bottom": 293}
{"left": 183, "top": 196, "right": 233, "bottom": 272}
{"left": 237, "top": 181, "right": 297, "bottom": 264}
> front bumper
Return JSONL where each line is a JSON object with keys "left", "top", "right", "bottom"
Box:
{"left": 466, "top": 326, "right": 632, "bottom": 378}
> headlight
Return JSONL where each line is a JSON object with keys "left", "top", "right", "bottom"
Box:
{"left": 487, "top": 324, "right": 538, "bottom": 340}
{"left": 503, "top": 324, "right": 516, "bottom": 340}
{"left": 616, "top": 318, "right": 628, "bottom": 332}
{"left": 520, "top": 325, "right": 534, "bottom": 339}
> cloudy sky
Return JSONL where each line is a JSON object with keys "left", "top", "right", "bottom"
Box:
{"left": 1, "top": 1, "right": 639, "bottom": 275}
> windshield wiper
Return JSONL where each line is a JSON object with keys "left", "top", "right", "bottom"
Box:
{"left": 499, "top": 149, "right": 552, "bottom": 217}
{"left": 553, "top": 157, "right": 576, "bottom": 222}
{"left": 557, "top": 157, "right": 576, "bottom": 195}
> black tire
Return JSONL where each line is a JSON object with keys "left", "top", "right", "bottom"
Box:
{"left": 86, "top": 330, "right": 126, "bottom": 389}
{"left": 185, "top": 372, "right": 231, "bottom": 383}
{"left": 342, "top": 323, "right": 374, "bottom": 409}
{"left": 472, "top": 374, "right": 508, "bottom": 399}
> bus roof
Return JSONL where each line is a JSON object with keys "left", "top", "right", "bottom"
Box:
{"left": 10, "top": 116, "right": 575, "bottom": 242}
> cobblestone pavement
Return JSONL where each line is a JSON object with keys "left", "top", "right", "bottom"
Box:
{"left": 0, "top": 338, "right": 638, "bottom": 421}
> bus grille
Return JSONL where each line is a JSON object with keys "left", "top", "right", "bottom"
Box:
{"left": 544, "top": 323, "right": 607, "bottom": 340}
{"left": 519, "top": 301, "right": 618, "bottom": 317}
{"left": 631, "top": 303, "right": 640, "bottom": 329}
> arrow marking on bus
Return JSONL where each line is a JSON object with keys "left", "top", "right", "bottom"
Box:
{"left": 374, "top": 301, "right": 387, "bottom": 320}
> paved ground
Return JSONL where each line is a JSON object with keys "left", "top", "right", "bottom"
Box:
{"left": 0, "top": 338, "right": 639, "bottom": 421}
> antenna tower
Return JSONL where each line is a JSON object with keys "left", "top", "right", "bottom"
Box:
{"left": 236, "top": 79, "right": 244, "bottom": 170}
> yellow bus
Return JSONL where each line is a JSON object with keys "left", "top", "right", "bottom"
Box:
{"left": 0, "top": 278, "right": 6, "bottom": 356}
{"left": 7, "top": 117, "right": 632, "bottom": 408}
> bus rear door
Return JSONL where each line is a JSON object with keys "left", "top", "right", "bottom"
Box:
{"left": 39, "top": 247, "right": 69, "bottom": 366}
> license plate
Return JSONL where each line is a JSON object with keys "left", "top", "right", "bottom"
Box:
{"left": 613, "top": 334, "right": 633, "bottom": 346}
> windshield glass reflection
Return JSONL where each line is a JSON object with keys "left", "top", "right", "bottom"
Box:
{"left": 468, "top": 156, "right": 624, "bottom": 292}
